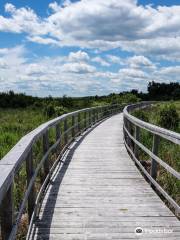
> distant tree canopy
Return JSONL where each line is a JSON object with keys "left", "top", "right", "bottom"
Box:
{"left": 0, "top": 91, "right": 38, "bottom": 108}
{"left": 0, "top": 81, "right": 179, "bottom": 109}
{"left": 147, "top": 81, "right": 180, "bottom": 100}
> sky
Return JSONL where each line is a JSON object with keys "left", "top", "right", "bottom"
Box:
{"left": 0, "top": 0, "right": 180, "bottom": 97}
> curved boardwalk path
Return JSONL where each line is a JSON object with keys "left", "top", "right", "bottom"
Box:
{"left": 29, "top": 113, "right": 180, "bottom": 239}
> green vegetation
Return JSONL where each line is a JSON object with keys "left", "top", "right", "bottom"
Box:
{"left": 0, "top": 92, "right": 141, "bottom": 239}
{"left": 0, "top": 92, "right": 141, "bottom": 160}
{"left": 0, "top": 82, "right": 180, "bottom": 238}
{"left": 133, "top": 101, "right": 180, "bottom": 132}
{"left": 132, "top": 101, "right": 180, "bottom": 207}
{"left": 0, "top": 108, "right": 50, "bottom": 159}
{"left": 158, "top": 104, "right": 179, "bottom": 131}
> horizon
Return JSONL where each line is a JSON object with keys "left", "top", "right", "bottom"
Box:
{"left": 0, "top": 0, "right": 180, "bottom": 97}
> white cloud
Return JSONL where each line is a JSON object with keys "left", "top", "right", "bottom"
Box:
{"left": 127, "top": 55, "right": 156, "bottom": 69}
{"left": 120, "top": 37, "right": 180, "bottom": 61}
{"left": 27, "top": 36, "right": 60, "bottom": 46}
{"left": 0, "top": 1, "right": 180, "bottom": 61}
{"left": 68, "top": 50, "right": 90, "bottom": 62}
{"left": 49, "top": 2, "right": 62, "bottom": 13}
{"left": 5, "top": 3, "right": 16, "bottom": 13}
{"left": 119, "top": 68, "right": 146, "bottom": 79}
{"left": 62, "top": 62, "right": 96, "bottom": 73}
{"left": 0, "top": 45, "right": 179, "bottom": 96}
{"left": 1, "top": 0, "right": 180, "bottom": 96}
{"left": 154, "top": 66, "right": 180, "bottom": 82}
{"left": 91, "top": 57, "right": 110, "bottom": 67}
{"left": 0, "top": 3, "right": 48, "bottom": 35}
{"left": 107, "top": 55, "right": 124, "bottom": 65}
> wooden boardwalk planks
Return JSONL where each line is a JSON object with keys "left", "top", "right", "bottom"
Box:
{"left": 29, "top": 114, "right": 180, "bottom": 239}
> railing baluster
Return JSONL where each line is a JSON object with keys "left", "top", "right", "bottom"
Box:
{"left": 89, "top": 110, "right": 91, "bottom": 127}
{"left": 84, "top": 111, "right": 87, "bottom": 130}
{"left": 72, "top": 115, "right": 75, "bottom": 139}
{"left": 43, "top": 131, "right": 50, "bottom": 177}
{"left": 93, "top": 109, "right": 96, "bottom": 124}
{"left": 100, "top": 108, "right": 102, "bottom": 119}
{"left": 126, "top": 119, "right": 131, "bottom": 148}
{"left": 56, "top": 124, "right": 60, "bottom": 141}
{"left": 134, "top": 125, "right": 140, "bottom": 159}
{"left": 96, "top": 109, "right": 98, "bottom": 122}
{"left": 56, "top": 124, "right": 61, "bottom": 155}
{"left": 26, "top": 149, "right": 36, "bottom": 221}
{"left": 150, "top": 134, "right": 160, "bottom": 182}
{"left": 78, "top": 113, "right": 81, "bottom": 134}
{"left": 1, "top": 184, "right": 14, "bottom": 240}
{"left": 64, "top": 118, "right": 68, "bottom": 144}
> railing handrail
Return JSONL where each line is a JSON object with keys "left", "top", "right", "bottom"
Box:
{"left": 124, "top": 102, "right": 180, "bottom": 144}
{"left": 0, "top": 105, "right": 112, "bottom": 199}
{"left": 0, "top": 103, "right": 124, "bottom": 240}
{"left": 123, "top": 102, "right": 180, "bottom": 215}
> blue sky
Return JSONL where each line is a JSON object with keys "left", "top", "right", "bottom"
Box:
{"left": 0, "top": 0, "right": 180, "bottom": 97}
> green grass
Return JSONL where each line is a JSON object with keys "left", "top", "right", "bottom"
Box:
{"left": 132, "top": 101, "right": 180, "bottom": 208}
{"left": 0, "top": 108, "right": 51, "bottom": 160}
{"left": 134, "top": 101, "right": 180, "bottom": 132}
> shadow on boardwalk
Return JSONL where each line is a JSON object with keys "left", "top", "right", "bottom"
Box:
{"left": 29, "top": 119, "right": 106, "bottom": 239}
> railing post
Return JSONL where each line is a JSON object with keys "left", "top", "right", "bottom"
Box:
{"left": 26, "top": 149, "right": 36, "bottom": 221}
{"left": 150, "top": 134, "right": 160, "bottom": 182}
{"left": 134, "top": 125, "right": 140, "bottom": 159}
{"left": 126, "top": 120, "right": 131, "bottom": 148}
{"left": 103, "top": 107, "right": 106, "bottom": 118}
{"left": 100, "top": 107, "right": 103, "bottom": 120}
{"left": 43, "top": 131, "right": 50, "bottom": 176}
{"left": 56, "top": 123, "right": 61, "bottom": 155}
{"left": 72, "top": 115, "right": 75, "bottom": 139}
{"left": 1, "top": 184, "right": 14, "bottom": 240}
{"left": 78, "top": 113, "right": 81, "bottom": 134}
{"left": 107, "top": 107, "right": 110, "bottom": 117}
{"left": 110, "top": 106, "right": 113, "bottom": 115}
{"left": 93, "top": 109, "right": 96, "bottom": 124}
{"left": 89, "top": 110, "right": 91, "bottom": 127}
{"left": 84, "top": 111, "right": 87, "bottom": 130}
{"left": 96, "top": 109, "right": 98, "bottom": 122}
{"left": 64, "top": 118, "right": 68, "bottom": 145}
{"left": 56, "top": 124, "right": 61, "bottom": 141}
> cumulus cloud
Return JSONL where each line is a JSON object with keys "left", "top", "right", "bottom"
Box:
{"left": 0, "top": 3, "right": 48, "bottom": 35}
{"left": 106, "top": 55, "right": 124, "bottom": 65}
{"left": 0, "top": 1, "right": 180, "bottom": 96}
{"left": 0, "top": 1, "right": 180, "bottom": 61}
{"left": 1, "top": 45, "right": 179, "bottom": 96}
{"left": 119, "top": 68, "right": 146, "bottom": 79}
{"left": 62, "top": 62, "right": 96, "bottom": 73}
{"left": 27, "top": 36, "right": 60, "bottom": 46}
{"left": 49, "top": 2, "right": 62, "bottom": 13}
{"left": 120, "top": 37, "right": 180, "bottom": 61}
{"left": 127, "top": 55, "right": 156, "bottom": 69}
{"left": 91, "top": 57, "right": 110, "bottom": 67}
{"left": 68, "top": 50, "right": 90, "bottom": 62}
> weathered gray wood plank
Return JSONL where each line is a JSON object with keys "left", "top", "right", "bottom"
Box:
{"left": 28, "top": 114, "right": 180, "bottom": 240}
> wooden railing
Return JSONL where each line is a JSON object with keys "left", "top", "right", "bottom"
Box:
{"left": 123, "top": 102, "right": 180, "bottom": 215}
{"left": 0, "top": 104, "right": 124, "bottom": 240}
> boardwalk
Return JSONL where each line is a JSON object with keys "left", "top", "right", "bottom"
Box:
{"left": 29, "top": 113, "right": 180, "bottom": 239}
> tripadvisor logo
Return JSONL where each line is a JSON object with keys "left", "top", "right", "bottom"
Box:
{"left": 135, "top": 227, "right": 143, "bottom": 235}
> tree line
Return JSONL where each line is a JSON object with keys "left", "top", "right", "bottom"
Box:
{"left": 0, "top": 81, "right": 179, "bottom": 109}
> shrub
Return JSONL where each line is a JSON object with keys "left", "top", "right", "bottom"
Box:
{"left": 158, "top": 104, "right": 179, "bottom": 130}
{"left": 44, "top": 104, "right": 55, "bottom": 117}
{"left": 133, "top": 110, "right": 149, "bottom": 122}
{"left": 32, "top": 101, "right": 43, "bottom": 109}
{"left": 121, "top": 93, "right": 140, "bottom": 104}
{"left": 54, "top": 106, "right": 68, "bottom": 116}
